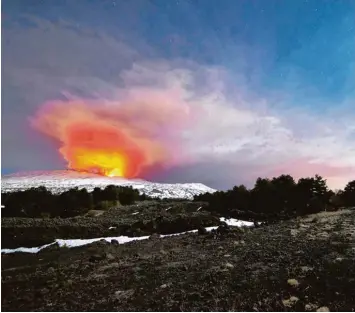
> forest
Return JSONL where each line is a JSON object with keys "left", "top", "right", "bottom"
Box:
{"left": 1, "top": 185, "right": 150, "bottom": 218}
{"left": 194, "top": 175, "right": 355, "bottom": 219}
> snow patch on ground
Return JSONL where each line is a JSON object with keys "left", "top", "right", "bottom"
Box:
{"left": 1, "top": 218, "right": 252, "bottom": 254}
{"left": 220, "top": 217, "right": 254, "bottom": 227}
{"left": 1, "top": 236, "right": 150, "bottom": 254}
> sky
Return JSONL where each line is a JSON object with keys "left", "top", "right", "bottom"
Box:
{"left": 2, "top": 0, "right": 355, "bottom": 190}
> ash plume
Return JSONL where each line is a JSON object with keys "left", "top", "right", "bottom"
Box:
{"left": 30, "top": 89, "right": 192, "bottom": 178}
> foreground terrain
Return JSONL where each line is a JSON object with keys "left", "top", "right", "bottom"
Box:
{"left": 2, "top": 206, "right": 355, "bottom": 311}
{"left": 1, "top": 201, "right": 217, "bottom": 248}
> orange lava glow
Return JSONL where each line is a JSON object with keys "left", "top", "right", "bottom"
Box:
{"left": 60, "top": 123, "right": 146, "bottom": 177}
{"left": 29, "top": 96, "right": 187, "bottom": 178}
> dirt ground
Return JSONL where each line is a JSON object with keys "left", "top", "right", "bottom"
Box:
{"left": 2, "top": 209, "right": 355, "bottom": 311}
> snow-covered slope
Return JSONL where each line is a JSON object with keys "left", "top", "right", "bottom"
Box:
{"left": 1, "top": 170, "right": 216, "bottom": 199}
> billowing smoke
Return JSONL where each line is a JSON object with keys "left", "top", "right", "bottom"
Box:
{"left": 30, "top": 88, "right": 193, "bottom": 178}
{"left": 27, "top": 60, "right": 355, "bottom": 188}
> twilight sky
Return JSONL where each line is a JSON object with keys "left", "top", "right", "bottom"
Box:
{"left": 2, "top": 0, "right": 355, "bottom": 190}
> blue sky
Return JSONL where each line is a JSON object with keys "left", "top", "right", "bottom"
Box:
{"left": 2, "top": 0, "right": 355, "bottom": 189}
{"left": 4, "top": 0, "right": 354, "bottom": 103}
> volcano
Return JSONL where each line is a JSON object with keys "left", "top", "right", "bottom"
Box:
{"left": 1, "top": 170, "right": 216, "bottom": 199}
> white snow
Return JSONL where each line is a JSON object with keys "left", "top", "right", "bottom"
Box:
{"left": 160, "top": 226, "right": 219, "bottom": 238}
{"left": 1, "top": 170, "right": 216, "bottom": 200}
{"left": 55, "top": 236, "right": 150, "bottom": 248}
{"left": 1, "top": 236, "right": 150, "bottom": 254}
{"left": 1, "top": 242, "right": 55, "bottom": 254}
{"left": 131, "top": 212, "right": 140, "bottom": 215}
{"left": 220, "top": 217, "right": 254, "bottom": 227}
{"left": 1, "top": 220, "right": 251, "bottom": 254}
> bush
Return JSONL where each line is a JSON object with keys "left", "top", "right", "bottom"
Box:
{"left": 95, "top": 200, "right": 119, "bottom": 210}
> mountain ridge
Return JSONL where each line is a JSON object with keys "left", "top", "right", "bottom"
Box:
{"left": 1, "top": 170, "right": 216, "bottom": 199}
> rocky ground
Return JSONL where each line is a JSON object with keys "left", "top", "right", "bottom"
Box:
{"left": 1, "top": 201, "right": 218, "bottom": 249}
{"left": 2, "top": 206, "right": 355, "bottom": 311}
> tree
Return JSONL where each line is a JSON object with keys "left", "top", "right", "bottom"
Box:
{"left": 102, "top": 185, "right": 120, "bottom": 201}
{"left": 118, "top": 187, "right": 140, "bottom": 205}
{"left": 270, "top": 175, "right": 296, "bottom": 215}
{"left": 92, "top": 187, "right": 104, "bottom": 206}
{"left": 250, "top": 178, "right": 274, "bottom": 213}
{"left": 230, "top": 185, "right": 250, "bottom": 211}
{"left": 342, "top": 180, "right": 355, "bottom": 206}
{"left": 296, "top": 175, "right": 329, "bottom": 215}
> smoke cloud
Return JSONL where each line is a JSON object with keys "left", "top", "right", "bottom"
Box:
{"left": 30, "top": 84, "right": 194, "bottom": 177}
{"left": 3, "top": 14, "right": 355, "bottom": 189}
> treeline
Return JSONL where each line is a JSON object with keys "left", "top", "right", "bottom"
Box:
{"left": 1, "top": 185, "right": 151, "bottom": 218}
{"left": 194, "top": 175, "right": 355, "bottom": 219}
